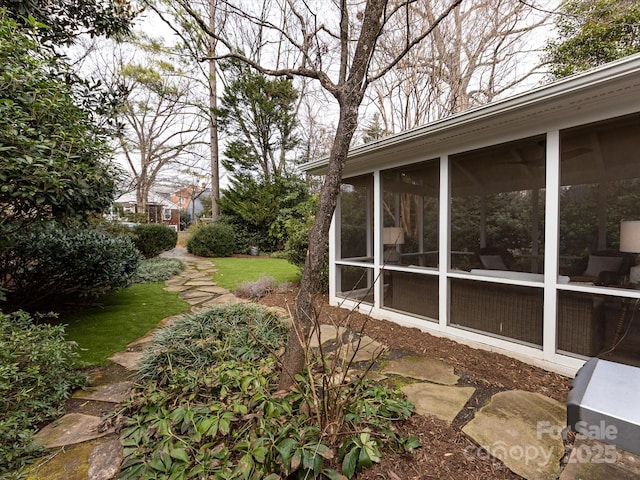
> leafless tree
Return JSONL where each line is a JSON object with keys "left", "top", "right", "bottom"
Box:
{"left": 94, "top": 39, "right": 209, "bottom": 215}
{"left": 159, "top": 0, "right": 468, "bottom": 388}
{"left": 140, "top": 0, "right": 224, "bottom": 219}
{"left": 367, "top": 0, "right": 551, "bottom": 133}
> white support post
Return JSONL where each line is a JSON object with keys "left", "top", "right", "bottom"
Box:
{"left": 330, "top": 195, "right": 340, "bottom": 302}
{"left": 373, "top": 171, "right": 382, "bottom": 309}
{"left": 439, "top": 154, "right": 450, "bottom": 330}
{"left": 543, "top": 130, "right": 561, "bottom": 361}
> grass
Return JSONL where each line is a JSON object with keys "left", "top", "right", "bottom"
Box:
{"left": 62, "top": 283, "right": 189, "bottom": 367}
{"left": 212, "top": 257, "right": 301, "bottom": 290}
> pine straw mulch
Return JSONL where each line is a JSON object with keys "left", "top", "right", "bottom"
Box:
{"left": 258, "top": 284, "right": 572, "bottom": 480}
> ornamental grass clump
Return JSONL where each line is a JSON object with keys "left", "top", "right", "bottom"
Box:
{"left": 132, "top": 258, "right": 185, "bottom": 283}
{"left": 118, "top": 304, "right": 419, "bottom": 480}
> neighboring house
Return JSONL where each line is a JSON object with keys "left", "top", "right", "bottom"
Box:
{"left": 302, "top": 53, "right": 640, "bottom": 376}
{"left": 171, "top": 184, "right": 210, "bottom": 221}
{"left": 114, "top": 190, "right": 181, "bottom": 230}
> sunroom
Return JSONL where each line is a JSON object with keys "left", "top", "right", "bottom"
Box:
{"left": 303, "top": 54, "right": 640, "bottom": 375}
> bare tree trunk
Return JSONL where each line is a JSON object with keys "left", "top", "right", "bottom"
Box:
{"left": 278, "top": 101, "right": 361, "bottom": 389}
{"left": 209, "top": 0, "right": 220, "bottom": 220}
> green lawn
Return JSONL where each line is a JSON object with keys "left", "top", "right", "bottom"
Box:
{"left": 212, "top": 257, "right": 301, "bottom": 290}
{"left": 62, "top": 283, "right": 189, "bottom": 366}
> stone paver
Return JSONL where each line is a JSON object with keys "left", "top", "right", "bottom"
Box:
{"left": 383, "top": 355, "right": 459, "bottom": 385}
{"left": 109, "top": 351, "right": 144, "bottom": 371}
{"left": 559, "top": 435, "right": 640, "bottom": 480}
{"left": 73, "top": 381, "right": 133, "bottom": 404}
{"left": 202, "top": 293, "right": 248, "bottom": 306}
{"left": 127, "top": 331, "right": 158, "bottom": 348}
{"left": 184, "top": 280, "right": 218, "bottom": 287}
{"left": 402, "top": 382, "right": 475, "bottom": 425}
{"left": 185, "top": 294, "right": 216, "bottom": 305}
{"left": 25, "top": 441, "right": 96, "bottom": 480}
{"left": 336, "top": 335, "right": 387, "bottom": 363}
{"left": 88, "top": 438, "right": 123, "bottom": 480}
{"left": 462, "top": 390, "right": 565, "bottom": 480}
{"left": 34, "top": 414, "right": 112, "bottom": 448}
{"left": 197, "top": 285, "right": 230, "bottom": 295}
{"left": 309, "top": 324, "right": 348, "bottom": 348}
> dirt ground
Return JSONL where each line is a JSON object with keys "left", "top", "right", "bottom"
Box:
{"left": 258, "top": 284, "right": 572, "bottom": 480}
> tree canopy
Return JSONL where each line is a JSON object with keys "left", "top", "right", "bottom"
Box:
{"left": 546, "top": 0, "right": 640, "bottom": 78}
{"left": 216, "top": 60, "right": 300, "bottom": 183}
{"left": 0, "top": 0, "right": 135, "bottom": 44}
{"left": 0, "top": 10, "right": 119, "bottom": 237}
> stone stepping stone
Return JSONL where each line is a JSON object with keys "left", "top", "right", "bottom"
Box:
{"left": 25, "top": 440, "right": 96, "bottom": 479}
{"left": 309, "top": 324, "right": 348, "bottom": 348}
{"left": 202, "top": 294, "right": 247, "bottom": 306}
{"left": 462, "top": 390, "right": 565, "bottom": 480}
{"left": 165, "top": 277, "right": 188, "bottom": 286}
{"left": 88, "top": 438, "right": 123, "bottom": 480}
{"left": 127, "top": 331, "right": 158, "bottom": 348}
{"left": 559, "top": 435, "right": 640, "bottom": 480}
{"left": 402, "top": 382, "right": 475, "bottom": 425}
{"left": 197, "top": 285, "right": 229, "bottom": 295}
{"left": 34, "top": 413, "right": 112, "bottom": 448}
{"left": 184, "top": 294, "right": 215, "bottom": 305}
{"left": 185, "top": 272, "right": 212, "bottom": 279}
{"left": 181, "top": 289, "right": 217, "bottom": 299}
{"left": 383, "top": 356, "right": 459, "bottom": 385}
{"left": 184, "top": 280, "right": 217, "bottom": 287}
{"left": 336, "top": 335, "right": 387, "bottom": 363}
{"left": 73, "top": 381, "right": 133, "bottom": 403}
{"left": 109, "top": 351, "right": 144, "bottom": 371}
{"left": 159, "top": 315, "right": 183, "bottom": 328}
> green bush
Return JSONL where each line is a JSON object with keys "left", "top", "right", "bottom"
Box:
{"left": 132, "top": 224, "right": 177, "bottom": 258}
{"left": 0, "top": 310, "right": 86, "bottom": 472}
{"left": 284, "top": 196, "right": 329, "bottom": 293}
{"left": 132, "top": 258, "right": 186, "bottom": 283}
{"left": 119, "top": 305, "right": 418, "bottom": 480}
{"left": 186, "top": 222, "right": 236, "bottom": 257}
{"left": 1, "top": 223, "right": 142, "bottom": 310}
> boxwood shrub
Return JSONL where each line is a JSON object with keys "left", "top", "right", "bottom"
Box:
{"left": 186, "top": 222, "right": 236, "bottom": 257}
{"left": 132, "top": 224, "right": 177, "bottom": 258}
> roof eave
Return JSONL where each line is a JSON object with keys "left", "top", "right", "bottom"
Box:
{"left": 301, "top": 53, "right": 640, "bottom": 175}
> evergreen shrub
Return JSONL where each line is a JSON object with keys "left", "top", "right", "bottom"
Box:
{"left": 186, "top": 222, "right": 236, "bottom": 257}
{"left": 0, "top": 310, "right": 86, "bottom": 472}
{"left": 132, "top": 224, "right": 178, "bottom": 258}
{"left": 1, "top": 223, "right": 141, "bottom": 309}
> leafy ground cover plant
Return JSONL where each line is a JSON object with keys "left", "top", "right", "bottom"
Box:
{"left": 117, "top": 304, "right": 419, "bottom": 479}
{"left": 132, "top": 258, "right": 185, "bottom": 283}
{"left": 0, "top": 310, "right": 86, "bottom": 473}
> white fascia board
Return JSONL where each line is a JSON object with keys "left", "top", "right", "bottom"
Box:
{"left": 302, "top": 53, "right": 640, "bottom": 176}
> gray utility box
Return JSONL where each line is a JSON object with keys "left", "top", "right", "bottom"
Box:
{"left": 567, "top": 358, "right": 640, "bottom": 455}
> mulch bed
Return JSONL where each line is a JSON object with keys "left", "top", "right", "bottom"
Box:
{"left": 259, "top": 284, "right": 572, "bottom": 480}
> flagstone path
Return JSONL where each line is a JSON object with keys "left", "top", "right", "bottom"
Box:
{"left": 26, "top": 248, "right": 640, "bottom": 480}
